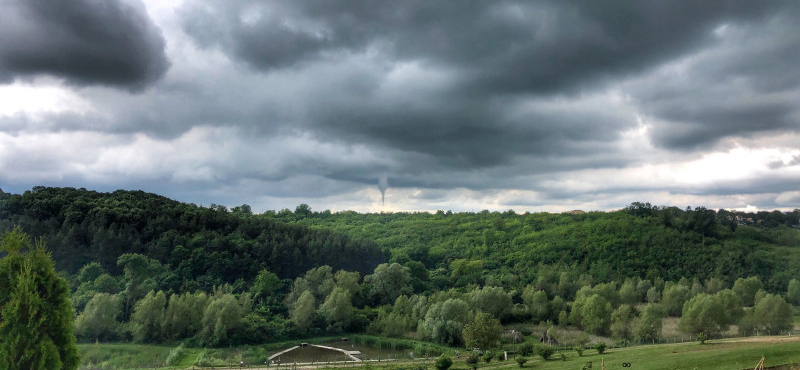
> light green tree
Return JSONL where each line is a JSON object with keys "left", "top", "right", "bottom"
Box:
{"left": 661, "top": 283, "right": 691, "bottom": 316}
{"left": 463, "top": 312, "right": 503, "bottom": 350}
{"left": 130, "top": 290, "right": 167, "bottom": 343}
{"left": 678, "top": 293, "right": 726, "bottom": 338}
{"left": 199, "top": 293, "right": 245, "bottom": 346}
{"left": 417, "top": 298, "right": 470, "bottom": 345}
{"left": 163, "top": 292, "right": 208, "bottom": 340}
{"left": 0, "top": 227, "right": 79, "bottom": 370}
{"left": 471, "top": 286, "right": 512, "bottom": 320}
{"left": 610, "top": 304, "right": 636, "bottom": 340}
{"left": 581, "top": 294, "right": 612, "bottom": 335}
{"left": 632, "top": 304, "right": 663, "bottom": 343}
{"left": 522, "top": 286, "right": 548, "bottom": 322}
{"left": 291, "top": 290, "right": 316, "bottom": 331}
{"left": 320, "top": 287, "right": 353, "bottom": 328}
{"left": 752, "top": 294, "right": 793, "bottom": 334}
{"left": 75, "top": 293, "right": 122, "bottom": 342}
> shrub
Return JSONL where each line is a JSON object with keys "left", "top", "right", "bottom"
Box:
{"left": 435, "top": 355, "right": 453, "bottom": 370}
{"left": 574, "top": 346, "right": 584, "bottom": 357}
{"left": 483, "top": 351, "right": 494, "bottom": 363}
{"left": 594, "top": 342, "right": 606, "bottom": 354}
{"left": 518, "top": 342, "right": 534, "bottom": 356}
{"left": 466, "top": 353, "right": 480, "bottom": 370}
{"left": 165, "top": 343, "right": 185, "bottom": 366}
{"left": 535, "top": 344, "right": 554, "bottom": 360}
{"left": 515, "top": 356, "right": 528, "bottom": 368}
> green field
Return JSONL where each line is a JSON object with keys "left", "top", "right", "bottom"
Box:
{"left": 78, "top": 336, "right": 800, "bottom": 370}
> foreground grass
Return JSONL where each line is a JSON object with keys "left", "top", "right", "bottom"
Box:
{"left": 78, "top": 336, "right": 800, "bottom": 370}
{"left": 497, "top": 338, "right": 800, "bottom": 370}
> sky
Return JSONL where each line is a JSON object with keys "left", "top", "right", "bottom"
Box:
{"left": 1, "top": 0, "right": 800, "bottom": 213}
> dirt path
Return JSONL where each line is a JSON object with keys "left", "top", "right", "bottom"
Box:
{"left": 716, "top": 335, "right": 800, "bottom": 344}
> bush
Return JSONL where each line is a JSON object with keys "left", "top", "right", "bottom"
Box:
{"left": 582, "top": 361, "right": 593, "bottom": 370}
{"left": 466, "top": 353, "right": 480, "bottom": 370}
{"left": 518, "top": 342, "right": 534, "bottom": 356}
{"left": 515, "top": 356, "right": 528, "bottom": 368}
{"left": 574, "top": 346, "right": 584, "bottom": 357}
{"left": 595, "top": 342, "right": 606, "bottom": 354}
{"left": 435, "top": 355, "right": 453, "bottom": 370}
{"left": 483, "top": 351, "right": 494, "bottom": 363}
{"left": 165, "top": 343, "right": 185, "bottom": 366}
{"left": 535, "top": 344, "right": 554, "bottom": 360}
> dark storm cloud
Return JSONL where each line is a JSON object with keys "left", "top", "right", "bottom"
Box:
{"left": 629, "top": 9, "right": 800, "bottom": 149}
{"left": 174, "top": 0, "right": 800, "bottom": 178}
{"left": 0, "top": 0, "right": 169, "bottom": 89}
{"left": 182, "top": 0, "right": 786, "bottom": 93}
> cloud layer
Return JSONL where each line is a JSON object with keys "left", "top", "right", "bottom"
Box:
{"left": 1, "top": 0, "right": 799, "bottom": 212}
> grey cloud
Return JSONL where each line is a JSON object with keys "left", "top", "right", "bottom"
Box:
{"left": 0, "top": 0, "right": 169, "bottom": 89}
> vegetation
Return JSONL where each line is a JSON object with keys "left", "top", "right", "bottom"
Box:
{"left": 1, "top": 188, "right": 800, "bottom": 367}
{"left": 0, "top": 227, "right": 80, "bottom": 370}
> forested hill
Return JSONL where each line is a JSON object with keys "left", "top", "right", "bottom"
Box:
{"left": 1, "top": 187, "right": 799, "bottom": 294}
{"left": 0, "top": 187, "right": 386, "bottom": 291}
{"left": 266, "top": 203, "right": 800, "bottom": 293}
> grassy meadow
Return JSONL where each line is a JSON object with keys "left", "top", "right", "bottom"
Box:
{"left": 77, "top": 335, "right": 800, "bottom": 370}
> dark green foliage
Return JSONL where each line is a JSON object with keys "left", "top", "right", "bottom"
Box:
{"left": 574, "top": 345, "right": 584, "bottom": 356}
{"left": 0, "top": 187, "right": 386, "bottom": 290}
{"left": 515, "top": 356, "right": 528, "bottom": 367}
{"left": 483, "top": 351, "right": 493, "bottom": 363}
{"left": 435, "top": 355, "right": 453, "bottom": 370}
{"left": 0, "top": 227, "right": 79, "bottom": 370}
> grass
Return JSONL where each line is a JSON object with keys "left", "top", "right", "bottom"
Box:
{"left": 78, "top": 335, "right": 800, "bottom": 370}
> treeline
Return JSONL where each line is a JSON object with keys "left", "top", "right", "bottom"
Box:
{"left": 67, "top": 256, "right": 800, "bottom": 348}
{"left": 0, "top": 187, "right": 386, "bottom": 291}
{"left": 267, "top": 202, "right": 800, "bottom": 292}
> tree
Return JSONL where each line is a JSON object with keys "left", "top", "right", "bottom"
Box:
{"left": 732, "top": 276, "right": 763, "bottom": 307}
{"left": 751, "top": 294, "right": 793, "bottom": 334}
{"left": 610, "top": 304, "right": 636, "bottom": 340}
{"left": 788, "top": 279, "right": 800, "bottom": 306}
{"left": 661, "top": 284, "right": 690, "bottom": 316}
{"left": 163, "top": 292, "right": 208, "bottom": 340}
{"left": 463, "top": 312, "right": 503, "bottom": 350}
{"left": 471, "top": 286, "right": 513, "bottom": 321}
{"left": 250, "top": 269, "right": 281, "bottom": 303}
{"left": 678, "top": 293, "right": 726, "bottom": 338}
{"left": 291, "top": 290, "right": 316, "bottom": 331}
{"left": 130, "top": 290, "right": 167, "bottom": 343}
{"left": 75, "top": 293, "right": 122, "bottom": 342}
{"left": 581, "top": 294, "right": 612, "bottom": 335}
{"left": 320, "top": 287, "right": 353, "bottom": 329}
{"left": 632, "top": 304, "right": 663, "bottom": 343}
{"left": 522, "top": 286, "right": 548, "bottom": 322}
{"left": 418, "top": 298, "right": 470, "bottom": 346}
{"left": 365, "top": 263, "right": 412, "bottom": 305}
{"left": 199, "top": 293, "right": 245, "bottom": 346}
{"left": 0, "top": 227, "right": 79, "bottom": 370}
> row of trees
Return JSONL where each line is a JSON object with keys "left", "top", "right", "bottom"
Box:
{"left": 69, "top": 256, "right": 799, "bottom": 349}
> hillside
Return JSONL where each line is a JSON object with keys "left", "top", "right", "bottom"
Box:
{"left": 0, "top": 187, "right": 386, "bottom": 291}
{"left": 267, "top": 204, "right": 800, "bottom": 292}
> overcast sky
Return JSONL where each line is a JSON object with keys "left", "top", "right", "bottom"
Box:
{"left": 2, "top": 0, "right": 800, "bottom": 213}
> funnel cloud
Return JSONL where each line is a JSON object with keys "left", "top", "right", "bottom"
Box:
{"left": 378, "top": 175, "right": 389, "bottom": 206}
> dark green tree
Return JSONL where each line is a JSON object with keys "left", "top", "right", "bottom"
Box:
{"left": 0, "top": 227, "right": 79, "bottom": 370}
